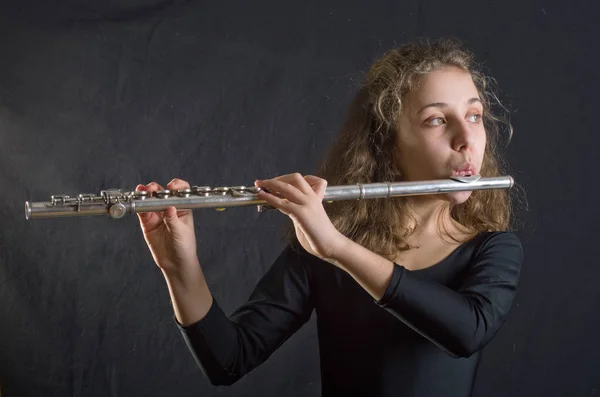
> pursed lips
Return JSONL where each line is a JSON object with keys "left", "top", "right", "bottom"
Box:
{"left": 452, "top": 163, "right": 476, "bottom": 176}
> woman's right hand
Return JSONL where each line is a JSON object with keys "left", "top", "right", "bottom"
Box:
{"left": 135, "top": 178, "right": 199, "bottom": 273}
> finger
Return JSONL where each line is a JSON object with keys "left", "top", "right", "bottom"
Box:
{"left": 269, "top": 173, "right": 313, "bottom": 195}
{"left": 165, "top": 178, "right": 194, "bottom": 220}
{"left": 166, "top": 178, "right": 191, "bottom": 191}
{"left": 137, "top": 210, "right": 161, "bottom": 232}
{"left": 303, "top": 175, "right": 328, "bottom": 198}
{"left": 144, "top": 182, "right": 166, "bottom": 193}
{"left": 255, "top": 179, "right": 307, "bottom": 205}
{"left": 162, "top": 206, "right": 184, "bottom": 233}
{"left": 158, "top": 179, "right": 194, "bottom": 228}
{"left": 136, "top": 182, "right": 166, "bottom": 225}
{"left": 303, "top": 175, "right": 326, "bottom": 186}
{"left": 256, "top": 188, "right": 296, "bottom": 215}
{"left": 133, "top": 185, "right": 153, "bottom": 223}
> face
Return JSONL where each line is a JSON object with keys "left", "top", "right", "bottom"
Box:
{"left": 394, "top": 66, "right": 486, "bottom": 204}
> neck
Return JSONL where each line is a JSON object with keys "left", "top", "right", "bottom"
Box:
{"left": 406, "top": 196, "right": 452, "bottom": 236}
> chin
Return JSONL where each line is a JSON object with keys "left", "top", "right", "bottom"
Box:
{"left": 443, "top": 190, "right": 473, "bottom": 205}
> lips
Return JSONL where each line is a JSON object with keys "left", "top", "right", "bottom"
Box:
{"left": 452, "top": 163, "right": 476, "bottom": 177}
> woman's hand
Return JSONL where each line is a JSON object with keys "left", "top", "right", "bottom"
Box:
{"left": 255, "top": 173, "right": 345, "bottom": 261}
{"left": 135, "top": 178, "right": 199, "bottom": 273}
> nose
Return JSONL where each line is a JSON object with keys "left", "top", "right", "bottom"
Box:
{"left": 452, "top": 120, "right": 476, "bottom": 152}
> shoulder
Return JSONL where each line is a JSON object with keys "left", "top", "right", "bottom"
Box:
{"left": 472, "top": 231, "right": 523, "bottom": 261}
{"left": 462, "top": 231, "right": 524, "bottom": 283}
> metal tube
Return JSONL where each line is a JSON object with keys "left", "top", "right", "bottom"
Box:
{"left": 24, "top": 175, "right": 513, "bottom": 220}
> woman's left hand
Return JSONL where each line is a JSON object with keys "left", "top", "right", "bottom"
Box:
{"left": 255, "top": 173, "right": 344, "bottom": 261}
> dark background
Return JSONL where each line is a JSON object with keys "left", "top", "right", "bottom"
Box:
{"left": 1, "top": 0, "right": 598, "bottom": 396}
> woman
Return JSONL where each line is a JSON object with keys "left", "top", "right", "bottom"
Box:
{"left": 136, "top": 37, "right": 523, "bottom": 397}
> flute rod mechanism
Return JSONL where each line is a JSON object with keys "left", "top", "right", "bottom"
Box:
{"left": 24, "top": 175, "right": 513, "bottom": 220}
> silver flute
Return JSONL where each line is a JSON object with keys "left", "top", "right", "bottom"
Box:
{"left": 24, "top": 175, "right": 513, "bottom": 220}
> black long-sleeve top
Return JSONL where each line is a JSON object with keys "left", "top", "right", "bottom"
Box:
{"left": 176, "top": 231, "right": 523, "bottom": 397}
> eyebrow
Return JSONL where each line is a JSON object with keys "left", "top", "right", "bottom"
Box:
{"left": 417, "top": 97, "right": 482, "bottom": 114}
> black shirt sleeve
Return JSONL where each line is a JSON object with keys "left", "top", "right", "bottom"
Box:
{"left": 175, "top": 243, "right": 314, "bottom": 386}
{"left": 376, "top": 231, "right": 523, "bottom": 358}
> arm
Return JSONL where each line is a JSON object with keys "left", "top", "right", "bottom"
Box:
{"left": 136, "top": 179, "right": 314, "bottom": 385}
{"left": 330, "top": 231, "right": 523, "bottom": 358}
{"left": 173, "top": 243, "right": 314, "bottom": 385}
{"left": 250, "top": 174, "right": 522, "bottom": 358}
{"left": 162, "top": 258, "right": 214, "bottom": 327}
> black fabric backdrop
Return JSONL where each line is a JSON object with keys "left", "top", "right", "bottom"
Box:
{"left": 1, "top": 0, "right": 598, "bottom": 396}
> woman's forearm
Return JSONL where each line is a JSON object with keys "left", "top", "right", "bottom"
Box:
{"left": 161, "top": 258, "right": 214, "bottom": 326}
{"left": 329, "top": 234, "right": 395, "bottom": 301}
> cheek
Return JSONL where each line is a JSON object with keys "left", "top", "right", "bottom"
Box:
{"left": 401, "top": 139, "right": 440, "bottom": 164}
{"left": 476, "top": 133, "right": 487, "bottom": 158}
{"left": 419, "top": 139, "right": 450, "bottom": 162}
{"left": 477, "top": 128, "right": 487, "bottom": 147}
{"left": 402, "top": 132, "right": 439, "bottom": 153}
{"left": 408, "top": 142, "right": 451, "bottom": 177}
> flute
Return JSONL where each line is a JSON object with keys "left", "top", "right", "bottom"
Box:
{"left": 24, "top": 175, "right": 513, "bottom": 220}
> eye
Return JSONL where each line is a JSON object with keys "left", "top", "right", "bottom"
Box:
{"left": 426, "top": 117, "right": 446, "bottom": 126}
{"left": 467, "top": 113, "right": 482, "bottom": 123}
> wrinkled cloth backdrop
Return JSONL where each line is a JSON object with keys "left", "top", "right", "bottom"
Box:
{"left": 1, "top": 1, "right": 598, "bottom": 396}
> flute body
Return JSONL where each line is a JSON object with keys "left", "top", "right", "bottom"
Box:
{"left": 24, "top": 175, "right": 513, "bottom": 220}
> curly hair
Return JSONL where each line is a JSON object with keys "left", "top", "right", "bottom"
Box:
{"left": 285, "top": 37, "right": 518, "bottom": 260}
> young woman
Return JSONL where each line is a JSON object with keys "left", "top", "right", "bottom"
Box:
{"left": 136, "top": 37, "right": 523, "bottom": 397}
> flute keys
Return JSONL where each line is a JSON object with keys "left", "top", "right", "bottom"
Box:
{"left": 132, "top": 191, "right": 149, "bottom": 200}
{"left": 100, "top": 189, "right": 129, "bottom": 204}
{"left": 176, "top": 188, "right": 192, "bottom": 197}
{"left": 229, "top": 188, "right": 243, "bottom": 197}
{"left": 51, "top": 195, "right": 70, "bottom": 205}
{"left": 77, "top": 193, "right": 96, "bottom": 202}
{"left": 117, "top": 183, "right": 271, "bottom": 207}
{"left": 212, "top": 187, "right": 229, "bottom": 195}
{"left": 230, "top": 186, "right": 260, "bottom": 197}
{"left": 192, "top": 186, "right": 211, "bottom": 196}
